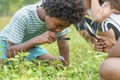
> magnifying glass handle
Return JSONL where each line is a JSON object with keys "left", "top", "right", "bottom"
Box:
{"left": 57, "top": 37, "right": 70, "bottom": 40}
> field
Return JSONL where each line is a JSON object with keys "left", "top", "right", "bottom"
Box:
{"left": 0, "top": 17, "right": 106, "bottom": 80}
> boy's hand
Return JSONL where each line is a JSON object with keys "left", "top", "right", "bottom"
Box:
{"left": 32, "top": 31, "right": 56, "bottom": 44}
{"left": 94, "top": 36, "right": 115, "bottom": 52}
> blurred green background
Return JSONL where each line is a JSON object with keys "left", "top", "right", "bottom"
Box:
{"left": 0, "top": 0, "right": 39, "bottom": 16}
{"left": 0, "top": 0, "right": 39, "bottom": 29}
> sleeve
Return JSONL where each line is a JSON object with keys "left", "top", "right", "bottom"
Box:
{"left": 74, "top": 17, "right": 90, "bottom": 31}
{"left": 36, "top": 0, "right": 44, "bottom": 6}
{"left": 75, "top": 20, "right": 86, "bottom": 31}
{"left": 74, "top": 16, "right": 98, "bottom": 31}
{"left": 7, "top": 8, "right": 28, "bottom": 44}
{"left": 56, "top": 28, "right": 70, "bottom": 37}
{"left": 99, "top": 19, "right": 115, "bottom": 32}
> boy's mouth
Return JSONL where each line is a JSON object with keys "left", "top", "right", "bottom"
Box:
{"left": 47, "top": 29, "right": 58, "bottom": 33}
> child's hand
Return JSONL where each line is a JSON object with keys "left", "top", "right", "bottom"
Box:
{"left": 33, "top": 31, "right": 56, "bottom": 44}
{"left": 94, "top": 36, "right": 115, "bottom": 52}
{"left": 94, "top": 38, "right": 105, "bottom": 52}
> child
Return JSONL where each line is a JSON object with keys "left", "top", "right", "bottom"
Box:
{"left": 94, "top": 0, "right": 120, "bottom": 79}
{"left": 94, "top": 4, "right": 120, "bottom": 52}
{"left": 75, "top": 0, "right": 112, "bottom": 43}
{"left": 0, "top": 0, "right": 85, "bottom": 66}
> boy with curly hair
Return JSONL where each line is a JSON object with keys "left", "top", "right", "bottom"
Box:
{"left": 0, "top": 0, "right": 85, "bottom": 66}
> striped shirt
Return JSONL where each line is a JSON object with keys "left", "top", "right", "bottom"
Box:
{"left": 0, "top": 1, "right": 69, "bottom": 44}
{"left": 100, "top": 13, "right": 120, "bottom": 40}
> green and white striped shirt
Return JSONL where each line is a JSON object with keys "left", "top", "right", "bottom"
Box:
{"left": 0, "top": 1, "right": 69, "bottom": 44}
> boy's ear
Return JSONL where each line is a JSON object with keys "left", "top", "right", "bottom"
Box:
{"left": 44, "top": 8, "right": 48, "bottom": 15}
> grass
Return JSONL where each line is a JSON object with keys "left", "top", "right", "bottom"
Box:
{"left": 0, "top": 17, "right": 107, "bottom": 80}
{"left": 0, "top": 16, "right": 11, "bottom": 30}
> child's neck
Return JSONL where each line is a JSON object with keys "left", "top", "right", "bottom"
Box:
{"left": 37, "top": 7, "right": 46, "bottom": 21}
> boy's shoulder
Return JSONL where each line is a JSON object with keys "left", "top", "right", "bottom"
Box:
{"left": 102, "top": 13, "right": 120, "bottom": 25}
{"left": 16, "top": 1, "right": 42, "bottom": 14}
{"left": 13, "top": 3, "right": 38, "bottom": 20}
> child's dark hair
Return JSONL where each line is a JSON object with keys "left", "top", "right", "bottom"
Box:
{"left": 42, "top": 0, "right": 85, "bottom": 24}
{"left": 99, "top": 0, "right": 104, "bottom": 5}
{"left": 110, "top": 0, "right": 120, "bottom": 11}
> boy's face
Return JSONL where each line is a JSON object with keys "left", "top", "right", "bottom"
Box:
{"left": 45, "top": 16, "right": 71, "bottom": 33}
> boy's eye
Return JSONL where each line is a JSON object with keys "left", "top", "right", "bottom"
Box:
{"left": 56, "top": 24, "right": 60, "bottom": 27}
{"left": 56, "top": 23, "right": 63, "bottom": 27}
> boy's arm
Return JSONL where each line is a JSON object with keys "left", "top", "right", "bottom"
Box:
{"left": 7, "top": 31, "right": 56, "bottom": 58}
{"left": 57, "top": 35, "right": 69, "bottom": 66}
{"left": 7, "top": 39, "right": 37, "bottom": 58}
{"left": 91, "top": 0, "right": 112, "bottom": 22}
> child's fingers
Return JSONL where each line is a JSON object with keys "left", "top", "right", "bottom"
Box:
{"left": 94, "top": 44, "right": 104, "bottom": 51}
{"left": 93, "top": 37, "right": 98, "bottom": 42}
{"left": 94, "top": 40, "right": 102, "bottom": 46}
{"left": 94, "top": 40, "right": 106, "bottom": 52}
{"left": 47, "top": 36, "right": 56, "bottom": 44}
{"left": 95, "top": 44, "right": 104, "bottom": 49}
{"left": 95, "top": 35, "right": 107, "bottom": 41}
{"left": 94, "top": 47, "right": 104, "bottom": 52}
{"left": 49, "top": 32, "right": 56, "bottom": 40}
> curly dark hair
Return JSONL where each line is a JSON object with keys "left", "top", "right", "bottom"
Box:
{"left": 41, "top": 0, "right": 85, "bottom": 24}
{"left": 99, "top": 0, "right": 104, "bottom": 5}
{"left": 110, "top": 0, "right": 120, "bottom": 11}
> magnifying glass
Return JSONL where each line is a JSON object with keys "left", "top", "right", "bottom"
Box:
{"left": 57, "top": 37, "right": 70, "bottom": 40}
{"left": 83, "top": 20, "right": 99, "bottom": 40}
